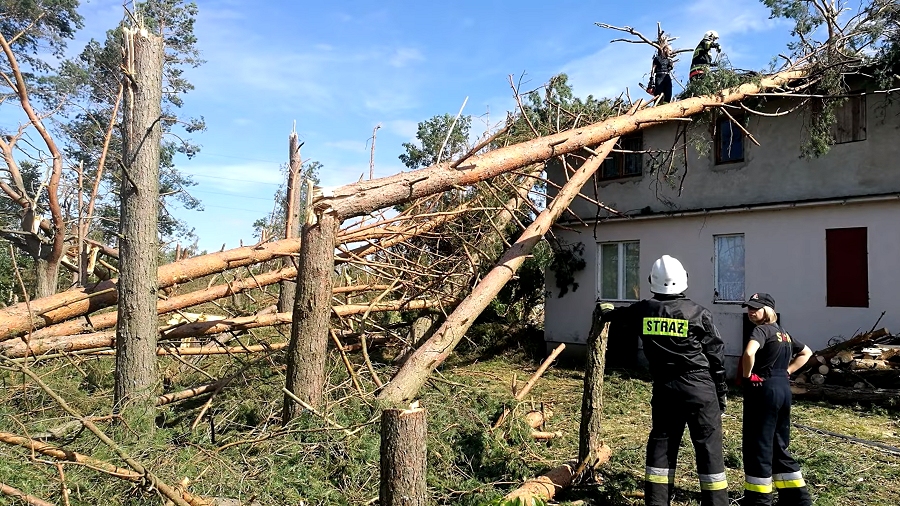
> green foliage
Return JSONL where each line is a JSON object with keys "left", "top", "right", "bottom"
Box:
{"left": 548, "top": 241, "right": 585, "bottom": 298}
{"left": 487, "top": 496, "right": 548, "bottom": 506}
{"left": 399, "top": 113, "right": 472, "bottom": 170}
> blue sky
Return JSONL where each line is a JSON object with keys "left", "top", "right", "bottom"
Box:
{"left": 66, "top": 0, "right": 798, "bottom": 252}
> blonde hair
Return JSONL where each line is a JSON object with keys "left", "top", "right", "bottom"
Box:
{"left": 761, "top": 306, "right": 778, "bottom": 324}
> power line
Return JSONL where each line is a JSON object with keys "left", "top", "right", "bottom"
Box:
{"left": 189, "top": 188, "right": 275, "bottom": 201}
{"left": 186, "top": 173, "right": 282, "bottom": 186}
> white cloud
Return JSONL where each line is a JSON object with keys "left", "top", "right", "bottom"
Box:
{"left": 389, "top": 48, "right": 425, "bottom": 68}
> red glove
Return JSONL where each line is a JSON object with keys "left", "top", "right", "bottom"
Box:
{"left": 744, "top": 373, "right": 765, "bottom": 387}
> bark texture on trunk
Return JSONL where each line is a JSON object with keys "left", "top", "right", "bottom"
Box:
{"left": 378, "top": 139, "right": 617, "bottom": 404}
{"left": 0, "top": 238, "right": 302, "bottom": 341}
{"left": 283, "top": 211, "right": 338, "bottom": 422}
{"left": 578, "top": 315, "right": 610, "bottom": 468}
{"left": 34, "top": 258, "right": 60, "bottom": 299}
{"left": 380, "top": 407, "right": 427, "bottom": 506}
{"left": 114, "top": 27, "right": 164, "bottom": 417}
{"left": 278, "top": 131, "right": 303, "bottom": 313}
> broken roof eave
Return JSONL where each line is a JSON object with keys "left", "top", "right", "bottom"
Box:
{"left": 556, "top": 192, "right": 900, "bottom": 228}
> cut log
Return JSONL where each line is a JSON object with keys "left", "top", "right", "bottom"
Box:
{"left": 379, "top": 405, "right": 427, "bottom": 506}
{"left": 849, "top": 359, "right": 896, "bottom": 371}
{"left": 524, "top": 408, "right": 552, "bottom": 430}
{"left": 810, "top": 373, "right": 826, "bottom": 385}
{"left": 531, "top": 431, "right": 562, "bottom": 441}
{"left": 377, "top": 137, "right": 621, "bottom": 405}
{"left": 818, "top": 364, "right": 830, "bottom": 375}
{"left": 503, "top": 446, "right": 612, "bottom": 503}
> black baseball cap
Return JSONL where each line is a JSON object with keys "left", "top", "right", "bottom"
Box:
{"left": 743, "top": 292, "right": 775, "bottom": 310}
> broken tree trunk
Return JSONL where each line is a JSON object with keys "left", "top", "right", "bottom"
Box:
{"left": 319, "top": 71, "right": 804, "bottom": 221}
{"left": 379, "top": 405, "right": 427, "bottom": 506}
{"left": 503, "top": 448, "right": 612, "bottom": 503}
{"left": 1, "top": 299, "right": 448, "bottom": 358}
{"left": 579, "top": 314, "right": 611, "bottom": 470}
{"left": 377, "top": 138, "right": 618, "bottom": 404}
{"left": 115, "top": 25, "right": 164, "bottom": 418}
{"left": 283, "top": 210, "right": 338, "bottom": 421}
{"left": 278, "top": 130, "right": 303, "bottom": 313}
{"left": 0, "top": 237, "right": 303, "bottom": 341}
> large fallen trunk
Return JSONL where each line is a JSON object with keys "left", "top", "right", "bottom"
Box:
{"left": 28, "top": 266, "right": 298, "bottom": 340}
{"left": 1, "top": 299, "right": 450, "bottom": 358}
{"left": 791, "top": 382, "right": 900, "bottom": 406}
{"left": 0, "top": 238, "right": 303, "bottom": 341}
{"left": 320, "top": 71, "right": 804, "bottom": 220}
{"left": 378, "top": 137, "right": 618, "bottom": 404}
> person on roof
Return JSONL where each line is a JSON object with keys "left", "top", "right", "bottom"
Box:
{"left": 690, "top": 30, "right": 721, "bottom": 82}
{"left": 598, "top": 255, "right": 728, "bottom": 506}
{"left": 648, "top": 41, "right": 675, "bottom": 103}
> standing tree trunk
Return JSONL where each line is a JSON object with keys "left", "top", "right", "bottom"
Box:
{"left": 114, "top": 26, "right": 164, "bottom": 424}
{"left": 377, "top": 139, "right": 619, "bottom": 404}
{"left": 578, "top": 312, "right": 611, "bottom": 471}
{"left": 278, "top": 130, "right": 303, "bottom": 313}
{"left": 34, "top": 259, "right": 60, "bottom": 300}
{"left": 282, "top": 210, "right": 338, "bottom": 422}
{"left": 380, "top": 406, "right": 427, "bottom": 506}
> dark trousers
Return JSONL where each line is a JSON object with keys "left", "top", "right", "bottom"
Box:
{"left": 654, "top": 74, "right": 673, "bottom": 103}
{"left": 645, "top": 370, "right": 728, "bottom": 506}
{"left": 742, "top": 374, "right": 812, "bottom": 506}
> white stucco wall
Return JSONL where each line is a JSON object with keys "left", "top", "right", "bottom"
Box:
{"left": 544, "top": 199, "right": 900, "bottom": 376}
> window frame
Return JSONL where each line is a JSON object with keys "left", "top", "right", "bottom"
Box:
{"left": 714, "top": 116, "right": 745, "bottom": 165}
{"left": 598, "top": 134, "right": 644, "bottom": 180}
{"left": 713, "top": 233, "right": 745, "bottom": 304}
{"left": 597, "top": 240, "right": 641, "bottom": 301}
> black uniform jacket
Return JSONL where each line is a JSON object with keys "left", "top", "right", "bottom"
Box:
{"left": 604, "top": 294, "right": 727, "bottom": 391}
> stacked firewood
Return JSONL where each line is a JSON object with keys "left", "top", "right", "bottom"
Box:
{"left": 794, "top": 328, "right": 900, "bottom": 389}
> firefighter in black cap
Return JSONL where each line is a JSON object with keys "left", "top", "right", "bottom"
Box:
{"left": 599, "top": 255, "right": 728, "bottom": 506}
{"left": 740, "top": 292, "right": 813, "bottom": 506}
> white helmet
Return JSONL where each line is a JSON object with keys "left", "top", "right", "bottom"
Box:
{"left": 704, "top": 30, "right": 719, "bottom": 40}
{"left": 649, "top": 255, "right": 688, "bottom": 295}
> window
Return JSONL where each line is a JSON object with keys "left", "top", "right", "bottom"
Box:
{"left": 826, "top": 227, "right": 868, "bottom": 307}
{"left": 598, "top": 241, "right": 640, "bottom": 300}
{"left": 599, "top": 135, "right": 643, "bottom": 180}
{"left": 833, "top": 94, "right": 866, "bottom": 144}
{"left": 714, "top": 234, "right": 744, "bottom": 302}
{"left": 715, "top": 116, "right": 744, "bottom": 164}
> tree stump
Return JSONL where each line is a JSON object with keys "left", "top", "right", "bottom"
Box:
{"left": 578, "top": 305, "right": 611, "bottom": 471}
{"left": 380, "top": 405, "right": 427, "bottom": 506}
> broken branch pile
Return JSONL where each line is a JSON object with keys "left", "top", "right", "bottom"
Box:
{"left": 792, "top": 327, "right": 900, "bottom": 405}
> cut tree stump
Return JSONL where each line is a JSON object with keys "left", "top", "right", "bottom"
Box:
{"left": 380, "top": 404, "right": 427, "bottom": 506}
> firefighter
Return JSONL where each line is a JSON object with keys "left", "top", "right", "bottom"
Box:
{"left": 690, "top": 30, "right": 721, "bottom": 81}
{"left": 740, "top": 293, "right": 813, "bottom": 506}
{"left": 648, "top": 41, "right": 675, "bottom": 103}
{"left": 599, "top": 255, "right": 728, "bottom": 506}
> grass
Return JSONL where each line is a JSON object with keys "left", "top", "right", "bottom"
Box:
{"left": 1, "top": 342, "right": 899, "bottom": 505}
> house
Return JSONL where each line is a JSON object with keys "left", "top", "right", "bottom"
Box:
{"left": 543, "top": 84, "right": 900, "bottom": 378}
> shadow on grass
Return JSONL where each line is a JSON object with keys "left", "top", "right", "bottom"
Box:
{"left": 558, "top": 471, "right": 705, "bottom": 505}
